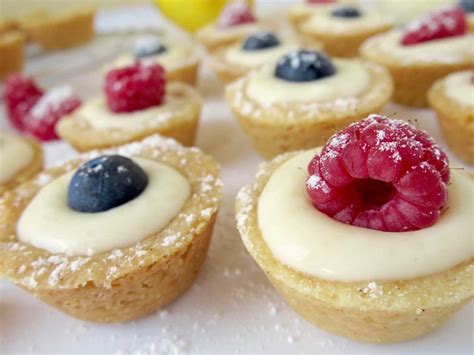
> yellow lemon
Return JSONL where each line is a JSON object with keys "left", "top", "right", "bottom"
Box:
{"left": 155, "top": 0, "right": 253, "bottom": 32}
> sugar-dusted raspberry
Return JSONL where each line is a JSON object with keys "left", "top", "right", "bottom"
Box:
{"left": 401, "top": 6, "right": 467, "bottom": 46}
{"left": 3, "top": 74, "right": 44, "bottom": 131}
{"left": 104, "top": 62, "right": 166, "bottom": 113}
{"left": 306, "top": 115, "right": 450, "bottom": 232}
{"left": 24, "top": 86, "right": 82, "bottom": 141}
{"left": 217, "top": 1, "right": 256, "bottom": 28}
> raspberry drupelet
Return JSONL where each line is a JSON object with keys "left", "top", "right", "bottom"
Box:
{"left": 306, "top": 115, "right": 450, "bottom": 232}
{"left": 217, "top": 1, "right": 256, "bottom": 28}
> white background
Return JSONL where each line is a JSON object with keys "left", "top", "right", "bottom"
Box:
{"left": 1, "top": 3, "right": 472, "bottom": 354}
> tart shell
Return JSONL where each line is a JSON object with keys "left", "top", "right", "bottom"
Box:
{"left": 0, "top": 136, "right": 43, "bottom": 197}
{"left": 235, "top": 150, "right": 473, "bottom": 343}
{"left": 0, "top": 31, "right": 25, "bottom": 80}
{"left": 428, "top": 76, "right": 474, "bottom": 165}
{"left": 361, "top": 35, "right": 474, "bottom": 107}
{"left": 0, "top": 135, "right": 222, "bottom": 322}
{"left": 167, "top": 59, "right": 200, "bottom": 86}
{"left": 225, "top": 61, "right": 393, "bottom": 159}
{"left": 57, "top": 82, "right": 202, "bottom": 152}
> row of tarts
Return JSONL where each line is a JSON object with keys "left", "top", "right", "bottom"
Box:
{"left": 0, "top": 0, "right": 473, "bottom": 345}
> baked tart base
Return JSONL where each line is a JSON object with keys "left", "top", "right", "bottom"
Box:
{"left": 235, "top": 150, "right": 473, "bottom": 343}
{"left": 0, "top": 135, "right": 222, "bottom": 322}
{"left": 428, "top": 78, "right": 474, "bottom": 165}
{"left": 167, "top": 60, "right": 200, "bottom": 86}
{"left": 0, "top": 31, "right": 25, "bottom": 80}
{"left": 0, "top": 136, "right": 43, "bottom": 197}
{"left": 57, "top": 82, "right": 202, "bottom": 152}
{"left": 225, "top": 62, "right": 393, "bottom": 159}
{"left": 361, "top": 41, "right": 474, "bottom": 108}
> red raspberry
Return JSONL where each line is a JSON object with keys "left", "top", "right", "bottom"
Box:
{"left": 306, "top": 115, "right": 450, "bottom": 232}
{"left": 401, "top": 6, "right": 467, "bottom": 46}
{"left": 3, "top": 74, "right": 44, "bottom": 131}
{"left": 217, "top": 1, "right": 256, "bottom": 28}
{"left": 104, "top": 62, "right": 166, "bottom": 113}
{"left": 23, "top": 86, "right": 81, "bottom": 141}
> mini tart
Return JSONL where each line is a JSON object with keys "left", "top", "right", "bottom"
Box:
{"left": 0, "top": 134, "right": 43, "bottom": 197}
{"left": 225, "top": 60, "right": 393, "bottom": 159}
{"left": 0, "top": 135, "right": 222, "bottom": 323}
{"left": 297, "top": 7, "right": 393, "bottom": 58}
{"left": 0, "top": 31, "right": 25, "bottom": 80}
{"left": 210, "top": 37, "right": 321, "bottom": 84}
{"left": 20, "top": 7, "right": 95, "bottom": 50}
{"left": 196, "top": 21, "right": 275, "bottom": 51}
{"left": 236, "top": 150, "right": 473, "bottom": 343}
{"left": 109, "top": 38, "right": 200, "bottom": 86}
{"left": 428, "top": 70, "right": 474, "bottom": 165}
{"left": 361, "top": 31, "right": 474, "bottom": 107}
{"left": 57, "top": 82, "right": 202, "bottom": 152}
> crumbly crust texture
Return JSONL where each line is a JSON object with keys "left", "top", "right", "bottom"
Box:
{"left": 235, "top": 151, "right": 473, "bottom": 342}
{"left": 57, "top": 82, "right": 202, "bottom": 152}
{"left": 428, "top": 78, "right": 474, "bottom": 165}
{"left": 225, "top": 61, "right": 393, "bottom": 159}
{"left": 0, "top": 135, "right": 222, "bottom": 322}
{"left": 0, "top": 136, "right": 43, "bottom": 197}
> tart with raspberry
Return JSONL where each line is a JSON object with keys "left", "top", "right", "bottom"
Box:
{"left": 428, "top": 70, "right": 474, "bottom": 165}
{"left": 288, "top": 0, "right": 338, "bottom": 27}
{"left": 57, "top": 62, "right": 202, "bottom": 152}
{"left": 108, "top": 34, "right": 200, "bottom": 86}
{"left": 225, "top": 49, "right": 393, "bottom": 158}
{"left": 236, "top": 115, "right": 473, "bottom": 342}
{"left": 361, "top": 5, "right": 474, "bottom": 107}
{"left": 3, "top": 74, "right": 82, "bottom": 141}
{"left": 210, "top": 31, "right": 320, "bottom": 84}
{"left": 297, "top": 4, "right": 393, "bottom": 57}
{"left": 196, "top": 1, "right": 274, "bottom": 51}
{"left": 0, "top": 135, "right": 222, "bottom": 322}
{"left": 0, "top": 132, "right": 43, "bottom": 197}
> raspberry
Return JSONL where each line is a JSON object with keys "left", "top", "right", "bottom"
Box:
{"left": 217, "top": 1, "right": 256, "bottom": 28}
{"left": 306, "top": 115, "right": 450, "bottom": 232}
{"left": 104, "top": 62, "right": 166, "bottom": 113}
{"left": 3, "top": 75, "right": 44, "bottom": 131}
{"left": 24, "top": 86, "right": 81, "bottom": 141}
{"left": 401, "top": 6, "right": 467, "bottom": 46}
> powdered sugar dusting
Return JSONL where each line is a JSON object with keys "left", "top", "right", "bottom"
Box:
{"left": 30, "top": 86, "right": 75, "bottom": 119}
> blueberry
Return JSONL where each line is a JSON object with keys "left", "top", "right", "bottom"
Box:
{"left": 134, "top": 36, "right": 167, "bottom": 59}
{"left": 68, "top": 155, "right": 148, "bottom": 213}
{"left": 274, "top": 50, "right": 336, "bottom": 82}
{"left": 458, "top": 0, "right": 474, "bottom": 12}
{"left": 242, "top": 31, "right": 280, "bottom": 51}
{"left": 331, "top": 6, "right": 362, "bottom": 18}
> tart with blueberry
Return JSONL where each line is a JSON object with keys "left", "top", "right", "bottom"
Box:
{"left": 0, "top": 132, "right": 43, "bottom": 197}
{"left": 297, "top": 4, "right": 393, "bottom": 58}
{"left": 361, "top": 5, "right": 474, "bottom": 107}
{"left": 210, "top": 31, "right": 319, "bottom": 84}
{"left": 458, "top": 0, "right": 474, "bottom": 31}
{"left": 109, "top": 34, "right": 200, "bottom": 86}
{"left": 428, "top": 70, "right": 474, "bottom": 165}
{"left": 0, "top": 135, "right": 222, "bottom": 322}
{"left": 288, "top": 0, "right": 337, "bottom": 27}
{"left": 196, "top": 1, "right": 274, "bottom": 51}
{"left": 236, "top": 115, "right": 473, "bottom": 343}
{"left": 57, "top": 62, "right": 202, "bottom": 152}
{"left": 225, "top": 49, "right": 393, "bottom": 158}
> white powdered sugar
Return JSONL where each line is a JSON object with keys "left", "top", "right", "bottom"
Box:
{"left": 30, "top": 86, "right": 75, "bottom": 120}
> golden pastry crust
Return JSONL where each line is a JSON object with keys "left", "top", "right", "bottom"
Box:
{"left": 0, "top": 135, "right": 222, "bottom": 322}
{"left": 0, "top": 31, "right": 25, "bottom": 80}
{"left": 428, "top": 76, "right": 474, "bottom": 165}
{"left": 361, "top": 34, "right": 474, "bottom": 107}
{"left": 20, "top": 7, "right": 95, "bottom": 50}
{"left": 0, "top": 136, "right": 43, "bottom": 197}
{"left": 57, "top": 82, "right": 202, "bottom": 152}
{"left": 209, "top": 40, "right": 322, "bottom": 84}
{"left": 235, "top": 150, "right": 473, "bottom": 343}
{"left": 297, "top": 16, "right": 393, "bottom": 58}
{"left": 225, "top": 61, "right": 393, "bottom": 159}
{"left": 166, "top": 59, "right": 200, "bottom": 86}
